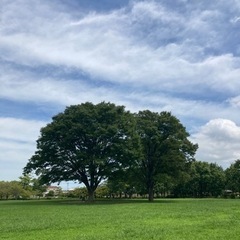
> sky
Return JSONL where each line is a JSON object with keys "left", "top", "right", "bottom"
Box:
{"left": 1, "top": 0, "right": 240, "bottom": 185}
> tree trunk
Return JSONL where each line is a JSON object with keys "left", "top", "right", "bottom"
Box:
{"left": 87, "top": 188, "right": 95, "bottom": 202}
{"left": 145, "top": 155, "right": 155, "bottom": 202}
{"left": 146, "top": 166, "right": 155, "bottom": 202}
{"left": 148, "top": 186, "right": 154, "bottom": 202}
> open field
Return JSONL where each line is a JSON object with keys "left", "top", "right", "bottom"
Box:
{"left": 1, "top": 198, "right": 240, "bottom": 240}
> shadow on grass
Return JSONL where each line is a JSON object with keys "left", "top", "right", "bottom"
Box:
{"left": 61, "top": 198, "right": 178, "bottom": 205}
{"left": 0, "top": 198, "right": 179, "bottom": 207}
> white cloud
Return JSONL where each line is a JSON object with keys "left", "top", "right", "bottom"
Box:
{"left": 228, "top": 95, "right": 240, "bottom": 108}
{"left": 1, "top": 0, "right": 240, "bottom": 95}
{"left": 191, "top": 119, "right": 240, "bottom": 168}
{"left": 230, "top": 16, "right": 240, "bottom": 23}
{"left": 0, "top": 117, "right": 46, "bottom": 180}
{"left": 1, "top": 0, "right": 240, "bottom": 180}
{"left": 0, "top": 65, "right": 119, "bottom": 106}
{"left": 0, "top": 117, "right": 45, "bottom": 142}
{"left": 1, "top": 62, "right": 240, "bottom": 130}
{"left": 1, "top": 0, "right": 240, "bottom": 124}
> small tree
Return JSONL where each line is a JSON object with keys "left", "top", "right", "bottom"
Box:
{"left": 32, "top": 178, "right": 47, "bottom": 198}
{"left": 10, "top": 181, "right": 23, "bottom": 199}
{"left": 70, "top": 187, "right": 88, "bottom": 200}
{"left": 47, "top": 190, "right": 55, "bottom": 197}
{"left": 95, "top": 184, "right": 110, "bottom": 198}
{"left": 0, "top": 181, "right": 11, "bottom": 199}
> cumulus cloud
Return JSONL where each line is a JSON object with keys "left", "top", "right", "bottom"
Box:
{"left": 191, "top": 119, "right": 240, "bottom": 168}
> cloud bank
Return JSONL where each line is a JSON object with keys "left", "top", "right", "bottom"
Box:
{"left": 1, "top": 0, "right": 240, "bottom": 180}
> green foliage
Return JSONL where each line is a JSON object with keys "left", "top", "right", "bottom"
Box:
{"left": 95, "top": 184, "right": 110, "bottom": 198}
{"left": 19, "top": 175, "right": 32, "bottom": 190}
{"left": 24, "top": 102, "right": 138, "bottom": 202}
{"left": 225, "top": 159, "right": 240, "bottom": 192}
{"left": 173, "top": 161, "right": 226, "bottom": 197}
{"left": 135, "top": 110, "right": 198, "bottom": 201}
{"left": 0, "top": 175, "right": 47, "bottom": 200}
{"left": 154, "top": 174, "right": 176, "bottom": 197}
{"left": 46, "top": 190, "right": 55, "bottom": 197}
{"left": 67, "top": 187, "right": 88, "bottom": 200}
{"left": 0, "top": 180, "right": 32, "bottom": 200}
{"left": 32, "top": 178, "right": 47, "bottom": 197}
{"left": 0, "top": 181, "right": 11, "bottom": 199}
{"left": 23, "top": 102, "right": 200, "bottom": 202}
{"left": 1, "top": 199, "right": 240, "bottom": 239}
{"left": 107, "top": 167, "right": 141, "bottom": 198}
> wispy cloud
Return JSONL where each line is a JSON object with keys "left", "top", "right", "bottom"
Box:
{"left": 0, "top": 117, "right": 46, "bottom": 180}
{"left": 1, "top": 0, "right": 240, "bottom": 180}
{"left": 1, "top": 1, "right": 240, "bottom": 97}
{"left": 0, "top": 117, "right": 45, "bottom": 142}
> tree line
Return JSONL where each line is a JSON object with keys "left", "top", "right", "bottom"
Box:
{"left": 0, "top": 175, "right": 46, "bottom": 200}
{"left": 1, "top": 159, "right": 240, "bottom": 200}
{"left": 22, "top": 102, "right": 238, "bottom": 201}
{"left": 94, "top": 159, "right": 240, "bottom": 199}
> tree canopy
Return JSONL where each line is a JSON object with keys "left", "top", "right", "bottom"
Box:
{"left": 135, "top": 110, "right": 198, "bottom": 201}
{"left": 24, "top": 102, "right": 138, "bottom": 201}
{"left": 173, "top": 161, "right": 225, "bottom": 197}
{"left": 225, "top": 159, "right": 240, "bottom": 193}
{"left": 24, "top": 102, "right": 198, "bottom": 201}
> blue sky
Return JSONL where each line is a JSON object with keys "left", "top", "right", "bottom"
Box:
{"left": 1, "top": 0, "right": 240, "bottom": 184}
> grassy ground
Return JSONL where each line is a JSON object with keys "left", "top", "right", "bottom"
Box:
{"left": 1, "top": 198, "right": 240, "bottom": 240}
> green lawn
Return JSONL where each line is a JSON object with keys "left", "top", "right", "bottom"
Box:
{"left": 1, "top": 198, "right": 240, "bottom": 239}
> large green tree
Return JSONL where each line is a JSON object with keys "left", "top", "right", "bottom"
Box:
{"left": 135, "top": 110, "right": 198, "bottom": 201}
{"left": 24, "top": 102, "right": 138, "bottom": 201}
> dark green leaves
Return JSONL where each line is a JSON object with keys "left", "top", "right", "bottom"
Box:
{"left": 24, "top": 102, "right": 137, "bottom": 201}
{"left": 24, "top": 102, "right": 197, "bottom": 201}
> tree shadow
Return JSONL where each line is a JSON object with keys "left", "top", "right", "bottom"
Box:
{"left": 55, "top": 198, "right": 178, "bottom": 206}
{"left": 0, "top": 198, "right": 179, "bottom": 207}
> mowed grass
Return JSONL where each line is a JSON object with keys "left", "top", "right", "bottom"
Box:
{"left": 1, "top": 198, "right": 240, "bottom": 240}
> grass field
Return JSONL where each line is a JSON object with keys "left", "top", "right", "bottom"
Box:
{"left": 1, "top": 198, "right": 240, "bottom": 240}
